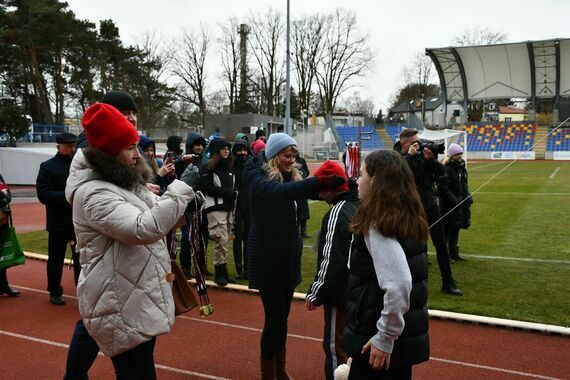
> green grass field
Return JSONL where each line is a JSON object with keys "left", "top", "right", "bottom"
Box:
{"left": 17, "top": 160, "right": 570, "bottom": 326}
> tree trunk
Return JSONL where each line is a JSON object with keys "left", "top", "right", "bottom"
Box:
{"left": 29, "top": 43, "right": 53, "bottom": 124}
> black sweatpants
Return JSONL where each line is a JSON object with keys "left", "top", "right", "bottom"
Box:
{"left": 259, "top": 287, "right": 295, "bottom": 359}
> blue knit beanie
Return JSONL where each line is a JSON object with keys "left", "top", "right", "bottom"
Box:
{"left": 265, "top": 133, "right": 297, "bottom": 160}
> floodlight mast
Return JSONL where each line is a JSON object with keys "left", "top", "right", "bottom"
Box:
{"left": 284, "top": 0, "right": 291, "bottom": 135}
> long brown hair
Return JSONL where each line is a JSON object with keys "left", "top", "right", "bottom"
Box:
{"left": 351, "top": 150, "right": 428, "bottom": 243}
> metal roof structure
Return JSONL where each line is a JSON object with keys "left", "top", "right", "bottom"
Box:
{"left": 426, "top": 38, "right": 570, "bottom": 122}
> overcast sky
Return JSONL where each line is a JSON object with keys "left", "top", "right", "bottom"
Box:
{"left": 66, "top": 0, "right": 569, "bottom": 112}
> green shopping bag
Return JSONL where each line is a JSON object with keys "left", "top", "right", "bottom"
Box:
{"left": 0, "top": 215, "right": 25, "bottom": 270}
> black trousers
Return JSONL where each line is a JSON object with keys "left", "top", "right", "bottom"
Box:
{"left": 111, "top": 337, "right": 157, "bottom": 380}
{"left": 348, "top": 358, "right": 412, "bottom": 380}
{"left": 425, "top": 206, "right": 453, "bottom": 283}
{"left": 47, "top": 230, "right": 77, "bottom": 296}
{"left": 64, "top": 319, "right": 100, "bottom": 380}
{"left": 259, "top": 287, "right": 295, "bottom": 359}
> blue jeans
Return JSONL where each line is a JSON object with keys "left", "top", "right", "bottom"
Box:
{"left": 64, "top": 320, "right": 100, "bottom": 380}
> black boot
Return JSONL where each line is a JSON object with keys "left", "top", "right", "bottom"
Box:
{"left": 442, "top": 277, "right": 462, "bottom": 296}
{"left": 214, "top": 265, "right": 228, "bottom": 286}
{"left": 235, "top": 264, "right": 245, "bottom": 280}
{"left": 222, "top": 263, "right": 236, "bottom": 284}
{"left": 0, "top": 285, "right": 21, "bottom": 297}
{"left": 450, "top": 246, "right": 466, "bottom": 262}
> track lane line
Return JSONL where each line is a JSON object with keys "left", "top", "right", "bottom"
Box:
{"left": 0, "top": 329, "right": 230, "bottom": 380}
{"left": 7, "top": 284, "right": 566, "bottom": 379}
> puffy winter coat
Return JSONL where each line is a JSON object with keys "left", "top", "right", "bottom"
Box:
{"left": 65, "top": 148, "right": 195, "bottom": 356}
{"left": 438, "top": 159, "right": 472, "bottom": 229}
{"left": 245, "top": 154, "right": 319, "bottom": 289}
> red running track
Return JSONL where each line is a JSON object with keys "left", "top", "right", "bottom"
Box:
{"left": 1, "top": 259, "right": 568, "bottom": 379}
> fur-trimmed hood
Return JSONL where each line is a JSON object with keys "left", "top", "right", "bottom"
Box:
{"left": 66, "top": 148, "right": 153, "bottom": 204}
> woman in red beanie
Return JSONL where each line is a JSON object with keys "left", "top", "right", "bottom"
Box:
{"left": 64, "top": 103, "right": 198, "bottom": 379}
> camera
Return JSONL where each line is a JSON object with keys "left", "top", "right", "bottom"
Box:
{"left": 418, "top": 140, "right": 445, "bottom": 156}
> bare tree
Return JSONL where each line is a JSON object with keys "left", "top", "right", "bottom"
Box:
{"left": 218, "top": 18, "right": 240, "bottom": 114}
{"left": 172, "top": 26, "right": 211, "bottom": 127}
{"left": 344, "top": 91, "right": 376, "bottom": 116}
{"left": 315, "top": 9, "right": 373, "bottom": 115}
{"left": 247, "top": 9, "right": 285, "bottom": 116}
{"left": 131, "top": 32, "right": 175, "bottom": 134}
{"left": 402, "top": 52, "right": 436, "bottom": 92}
{"left": 292, "top": 14, "right": 325, "bottom": 118}
{"left": 453, "top": 26, "right": 507, "bottom": 46}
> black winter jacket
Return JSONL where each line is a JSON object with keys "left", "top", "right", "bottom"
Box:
{"left": 342, "top": 235, "right": 430, "bottom": 367}
{"left": 438, "top": 159, "right": 473, "bottom": 229}
{"left": 296, "top": 155, "right": 310, "bottom": 222}
{"left": 197, "top": 162, "right": 236, "bottom": 213}
{"left": 36, "top": 152, "right": 74, "bottom": 232}
{"left": 306, "top": 191, "right": 359, "bottom": 307}
{"left": 232, "top": 140, "right": 253, "bottom": 212}
{"left": 404, "top": 154, "right": 446, "bottom": 211}
{"left": 245, "top": 155, "right": 320, "bottom": 290}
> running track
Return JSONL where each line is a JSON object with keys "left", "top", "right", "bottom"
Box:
{"left": 3, "top": 184, "right": 570, "bottom": 379}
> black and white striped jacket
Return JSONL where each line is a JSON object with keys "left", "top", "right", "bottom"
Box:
{"left": 307, "top": 191, "right": 359, "bottom": 307}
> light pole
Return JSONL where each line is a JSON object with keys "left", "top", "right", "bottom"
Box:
{"left": 284, "top": 0, "right": 291, "bottom": 135}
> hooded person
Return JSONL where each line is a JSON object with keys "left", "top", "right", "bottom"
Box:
{"left": 63, "top": 102, "right": 198, "bottom": 379}
{"left": 231, "top": 139, "right": 253, "bottom": 279}
{"left": 196, "top": 138, "right": 236, "bottom": 286}
{"left": 251, "top": 129, "right": 267, "bottom": 157}
{"left": 138, "top": 135, "right": 162, "bottom": 174}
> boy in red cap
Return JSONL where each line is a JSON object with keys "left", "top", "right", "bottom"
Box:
{"left": 305, "top": 160, "right": 359, "bottom": 380}
{"left": 64, "top": 102, "right": 199, "bottom": 379}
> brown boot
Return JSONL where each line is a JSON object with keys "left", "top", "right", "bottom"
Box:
{"left": 450, "top": 246, "right": 466, "bottom": 261}
{"left": 261, "top": 357, "right": 276, "bottom": 380}
{"left": 275, "top": 350, "right": 293, "bottom": 380}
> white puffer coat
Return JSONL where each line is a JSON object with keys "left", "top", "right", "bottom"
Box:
{"left": 66, "top": 149, "right": 195, "bottom": 356}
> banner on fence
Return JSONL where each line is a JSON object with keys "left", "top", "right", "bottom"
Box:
{"left": 553, "top": 151, "right": 570, "bottom": 160}
{"left": 491, "top": 151, "right": 535, "bottom": 160}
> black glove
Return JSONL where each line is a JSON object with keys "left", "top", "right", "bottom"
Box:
{"left": 315, "top": 175, "right": 345, "bottom": 192}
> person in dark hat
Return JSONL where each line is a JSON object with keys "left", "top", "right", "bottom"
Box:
{"left": 100, "top": 90, "right": 138, "bottom": 127}
{"left": 36, "top": 131, "right": 79, "bottom": 305}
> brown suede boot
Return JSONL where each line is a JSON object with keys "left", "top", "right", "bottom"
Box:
{"left": 275, "top": 350, "right": 293, "bottom": 380}
{"left": 261, "top": 358, "right": 276, "bottom": 380}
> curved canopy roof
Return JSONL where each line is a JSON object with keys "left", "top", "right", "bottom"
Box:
{"left": 426, "top": 38, "right": 570, "bottom": 104}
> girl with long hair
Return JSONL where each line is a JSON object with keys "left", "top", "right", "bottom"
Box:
{"left": 343, "top": 150, "right": 430, "bottom": 379}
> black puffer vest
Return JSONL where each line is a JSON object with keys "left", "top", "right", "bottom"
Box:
{"left": 342, "top": 234, "right": 430, "bottom": 367}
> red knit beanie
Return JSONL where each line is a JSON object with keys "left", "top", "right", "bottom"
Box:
{"left": 314, "top": 160, "right": 349, "bottom": 192}
{"left": 82, "top": 103, "right": 139, "bottom": 156}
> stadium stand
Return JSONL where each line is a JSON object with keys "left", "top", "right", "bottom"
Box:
{"left": 335, "top": 126, "right": 384, "bottom": 150}
{"left": 384, "top": 125, "right": 402, "bottom": 143}
{"left": 546, "top": 127, "right": 570, "bottom": 151}
{"left": 463, "top": 123, "right": 536, "bottom": 152}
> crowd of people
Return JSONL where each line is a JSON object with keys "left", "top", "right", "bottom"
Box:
{"left": 0, "top": 89, "right": 473, "bottom": 379}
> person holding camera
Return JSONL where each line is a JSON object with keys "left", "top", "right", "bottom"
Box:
{"left": 397, "top": 128, "right": 462, "bottom": 296}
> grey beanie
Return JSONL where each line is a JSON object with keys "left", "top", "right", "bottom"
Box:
{"left": 265, "top": 133, "right": 297, "bottom": 160}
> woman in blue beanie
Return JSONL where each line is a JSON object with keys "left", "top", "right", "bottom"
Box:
{"left": 245, "top": 133, "right": 346, "bottom": 379}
